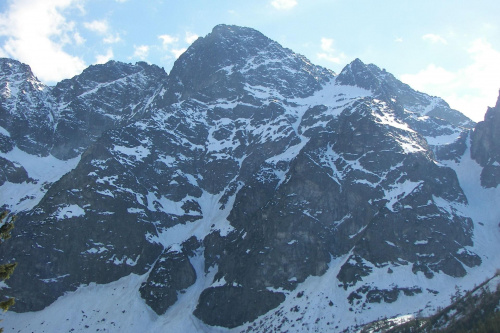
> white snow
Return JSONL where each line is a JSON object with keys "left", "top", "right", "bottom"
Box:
{"left": 148, "top": 186, "right": 242, "bottom": 251}
{"left": 372, "top": 100, "right": 415, "bottom": 133}
{"left": 349, "top": 225, "right": 367, "bottom": 239}
{"left": 55, "top": 204, "right": 85, "bottom": 219}
{"left": 145, "top": 192, "right": 197, "bottom": 216}
{"left": 0, "top": 260, "right": 226, "bottom": 333}
{"left": 422, "top": 97, "right": 440, "bottom": 115}
{"left": 0, "top": 148, "right": 81, "bottom": 212}
{"left": 383, "top": 180, "right": 422, "bottom": 211}
{"left": 265, "top": 139, "right": 309, "bottom": 164}
{"left": 113, "top": 144, "right": 150, "bottom": 163}
{"left": 127, "top": 207, "right": 144, "bottom": 214}
{"left": 97, "top": 189, "right": 115, "bottom": 198}
{"left": 425, "top": 132, "right": 461, "bottom": 146}
{"left": 0, "top": 125, "right": 10, "bottom": 137}
{"left": 393, "top": 134, "right": 426, "bottom": 154}
{"left": 158, "top": 154, "right": 176, "bottom": 167}
{"left": 84, "top": 247, "right": 108, "bottom": 254}
{"left": 442, "top": 135, "right": 500, "bottom": 280}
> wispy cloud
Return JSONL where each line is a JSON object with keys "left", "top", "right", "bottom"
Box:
{"left": 395, "top": 37, "right": 403, "bottom": 43}
{"left": 270, "top": 0, "right": 298, "bottom": 10}
{"left": 317, "top": 38, "right": 346, "bottom": 64}
{"left": 401, "top": 38, "right": 500, "bottom": 122}
{"left": 84, "top": 20, "right": 109, "bottom": 34}
{"left": 103, "top": 33, "right": 121, "bottom": 44}
{"left": 185, "top": 32, "right": 199, "bottom": 44}
{"left": 133, "top": 45, "right": 149, "bottom": 60}
{"left": 0, "top": 0, "right": 86, "bottom": 83}
{"left": 422, "top": 33, "right": 447, "bottom": 45}
{"left": 84, "top": 19, "right": 121, "bottom": 44}
{"left": 73, "top": 32, "right": 85, "bottom": 45}
{"left": 158, "top": 34, "right": 178, "bottom": 47}
{"left": 96, "top": 48, "right": 114, "bottom": 64}
{"left": 171, "top": 48, "right": 187, "bottom": 59}
{"left": 158, "top": 33, "right": 194, "bottom": 60}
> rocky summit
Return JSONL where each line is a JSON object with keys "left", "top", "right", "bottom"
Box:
{"left": 0, "top": 25, "right": 499, "bottom": 332}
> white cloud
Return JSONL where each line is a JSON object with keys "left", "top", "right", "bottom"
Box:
{"left": 271, "top": 0, "right": 298, "bottom": 10}
{"left": 171, "top": 48, "right": 187, "bottom": 59}
{"left": 320, "top": 38, "right": 335, "bottom": 52}
{"left": 316, "top": 38, "right": 346, "bottom": 64}
{"left": 84, "top": 19, "right": 121, "bottom": 44}
{"left": 185, "top": 32, "right": 199, "bottom": 44}
{"left": 395, "top": 37, "right": 404, "bottom": 43}
{"left": 84, "top": 20, "right": 109, "bottom": 34}
{"left": 0, "top": 0, "right": 86, "bottom": 83}
{"left": 96, "top": 48, "right": 113, "bottom": 64}
{"left": 133, "top": 45, "right": 149, "bottom": 60}
{"left": 103, "top": 33, "right": 122, "bottom": 44}
{"left": 73, "top": 32, "right": 85, "bottom": 45}
{"left": 400, "top": 39, "right": 500, "bottom": 122}
{"left": 422, "top": 33, "right": 447, "bottom": 45}
{"left": 158, "top": 34, "right": 178, "bottom": 47}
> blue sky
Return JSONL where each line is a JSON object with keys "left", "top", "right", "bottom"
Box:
{"left": 0, "top": 0, "right": 499, "bottom": 121}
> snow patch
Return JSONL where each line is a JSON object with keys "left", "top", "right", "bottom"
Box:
{"left": 113, "top": 144, "right": 150, "bottom": 162}
{"left": 384, "top": 180, "right": 422, "bottom": 211}
{"left": 0, "top": 148, "right": 81, "bottom": 212}
{"left": 56, "top": 204, "right": 85, "bottom": 219}
{"left": 148, "top": 185, "right": 243, "bottom": 250}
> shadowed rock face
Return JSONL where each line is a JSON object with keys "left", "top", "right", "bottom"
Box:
{"left": 471, "top": 91, "right": 500, "bottom": 187}
{"left": 0, "top": 25, "right": 487, "bottom": 329}
{"left": 140, "top": 249, "right": 197, "bottom": 315}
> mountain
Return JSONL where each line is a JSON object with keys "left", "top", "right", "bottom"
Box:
{"left": 0, "top": 24, "right": 499, "bottom": 332}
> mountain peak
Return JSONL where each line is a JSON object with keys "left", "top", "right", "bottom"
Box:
{"left": 168, "top": 24, "right": 334, "bottom": 100}
{"left": 350, "top": 57, "right": 367, "bottom": 67}
{"left": 336, "top": 57, "right": 379, "bottom": 91}
{"left": 0, "top": 57, "right": 46, "bottom": 94}
{"left": 210, "top": 24, "right": 263, "bottom": 38}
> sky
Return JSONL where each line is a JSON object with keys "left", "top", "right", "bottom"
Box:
{"left": 0, "top": 0, "right": 499, "bottom": 122}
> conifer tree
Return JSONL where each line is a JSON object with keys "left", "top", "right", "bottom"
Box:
{"left": 0, "top": 210, "right": 17, "bottom": 333}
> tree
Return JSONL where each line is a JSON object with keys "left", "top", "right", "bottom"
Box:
{"left": 0, "top": 210, "right": 17, "bottom": 333}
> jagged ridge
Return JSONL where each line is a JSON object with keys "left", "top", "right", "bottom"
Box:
{"left": 0, "top": 24, "right": 498, "bottom": 333}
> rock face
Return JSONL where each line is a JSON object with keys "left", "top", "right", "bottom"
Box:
{"left": 0, "top": 24, "right": 497, "bottom": 331}
{"left": 0, "top": 59, "right": 55, "bottom": 156}
{"left": 140, "top": 248, "right": 197, "bottom": 315}
{"left": 471, "top": 91, "right": 500, "bottom": 187}
{"left": 0, "top": 58, "right": 166, "bottom": 160}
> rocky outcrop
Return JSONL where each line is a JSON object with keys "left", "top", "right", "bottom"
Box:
{"left": 471, "top": 90, "right": 500, "bottom": 187}
{"left": 140, "top": 249, "right": 197, "bottom": 315}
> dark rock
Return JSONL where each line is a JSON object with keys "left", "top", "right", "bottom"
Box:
{"left": 0, "top": 156, "right": 29, "bottom": 186}
{"left": 139, "top": 250, "right": 196, "bottom": 315}
{"left": 194, "top": 286, "right": 285, "bottom": 328}
{"left": 471, "top": 90, "right": 500, "bottom": 187}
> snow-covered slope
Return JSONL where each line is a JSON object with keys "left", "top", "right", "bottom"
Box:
{"left": 0, "top": 24, "right": 498, "bottom": 333}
